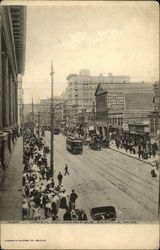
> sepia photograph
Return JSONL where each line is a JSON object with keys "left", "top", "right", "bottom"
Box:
{"left": 0, "top": 1, "right": 159, "bottom": 249}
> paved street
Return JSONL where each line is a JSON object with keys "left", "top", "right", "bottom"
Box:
{"left": 45, "top": 132, "right": 159, "bottom": 222}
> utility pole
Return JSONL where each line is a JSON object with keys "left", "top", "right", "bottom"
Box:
{"left": 38, "top": 110, "right": 40, "bottom": 138}
{"left": 93, "top": 101, "right": 95, "bottom": 123}
{"left": 50, "top": 60, "right": 54, "bottom": 178}
{"left": 32, "top": 97, "right": 34, "bottom": 133}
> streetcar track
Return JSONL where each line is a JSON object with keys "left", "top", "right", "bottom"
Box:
{"left": 84, "top": 149, "right": 158, "bottom": 196}
{"left": 47, "top": 134, "right": 158, "bottom": 218}
{"left": 82, "top": 149, "right": 158, "bottom": 203}
{"left": 84, "top": 147, "right": 158, "bottom": 189}
{"left": 106, "top": 149, "right": 159, "bottom": 184}
{"left": 79, "top": 153, "right": 158, "bottom": 216}
{"left": 55, "top": 136, "right": 158, "bottom": 205}
{"left": 95, "top": 169, "right": 157, "bottom": 217}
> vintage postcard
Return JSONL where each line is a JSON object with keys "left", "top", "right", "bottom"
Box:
{"left": 0, "top": 1, "right": 159, "bottom": 249}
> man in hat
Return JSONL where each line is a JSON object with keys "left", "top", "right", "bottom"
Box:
{"left": 57, "top": 172, "right": 63, "bottom": 185}
{"left": 69, "top": 190, "right": 78, "bottom": 207}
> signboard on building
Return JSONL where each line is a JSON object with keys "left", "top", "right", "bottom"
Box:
{"left": 143, "top": 120, "right": 149, "bottom": 125}
{"left": 144, "top": 126, "right": 149, "bottom": 133}
{"left": 89, "top": 125, "right": 94, "bottom": 131}
{"left": 129, "top": 125, "right": 136, "bottom": 134}
{"left": 122, "top": 123, "right": 129, "bottom": 131}
{"left": 107, "top": 93, "right": 124, "bottom": 110}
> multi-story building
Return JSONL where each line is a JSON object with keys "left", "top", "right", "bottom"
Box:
{"left": 0, "top": 6, "right": 26, "bottom": 181}
{"left": 149, "top": 82, "right": 160, "bottom": 139}
{"left": 39, "top": 97, "right": 65, "bottom": 127}
{"left": 23, "top": 103, "right": 40, "bottom": 126}
{"left": 65, "top": 69, "right": 130, "bottom": 126}
{"left": 95, "top": 82, "right": 154, "bottom": 140}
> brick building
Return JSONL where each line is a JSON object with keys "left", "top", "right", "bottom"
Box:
{"left": 95, "top": 82, "right": 154, "bottom": 138}
{"left": 0, "top": 6, "right": 26, "bottom": 181}
{"left": 149, "top": 82, "right": 160, "bottom": 138}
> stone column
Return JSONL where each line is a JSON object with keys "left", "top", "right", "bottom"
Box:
{"left": 15, "top": 81, "right": 18, "bottom": 124}
{"left": 0, "top": 14, "right": 2, "bottom": 131}
{"left": 9, "top": 71, "right": 13, "bottom": 125}
{"left": 2, "top": 52, "right": 9, "bottom": 128}
{"left": 13, "top": 80, "right": 15, "bottom": 124}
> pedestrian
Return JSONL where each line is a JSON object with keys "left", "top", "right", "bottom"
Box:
{"left": 51, "top": 198, "right": 57, "bottom": 217}
{"left": 69, "top": 189, "right": 78, "bottom": 207}
{"left": 29, "top": 198, "right": 35, "bottom": 220}
{"left": 64, "top": 164, "right": 69, "bottom": 175}
{"left": 63, "top": 208, "right": 72, "bottom": 221}
{"left": 57, "top": 171, "right": 63, "bottom": 185}
{"left": 60, "top": 190, "right": 67, "bottom": 209}
{"left": 71, "top": 209, "right": 78, "bottom": 221}
{"left": 78, "top": 210, "right": 88, "bottom": 221}
{"left": 151, "top": 165, "right": 157, "bottom": 178}
{"left": 50, "top": 178, "right": 55, "bottom": 188}
{"left": 155, "top": 160, "right": 159, "bottom": 170}
{"left": 33, "top": 205, "right": 41, "bottom": 220}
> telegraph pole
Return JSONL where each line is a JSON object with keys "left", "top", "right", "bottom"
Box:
{"left": 32, "top": 97, "right": 34, "bottom": 133}
{"left": 93, "top": 101, "right": 95, "bottom": 123}
{"left": 50, "top": 60, "right": 54, "bottom": 177}
{"left": 38, "top": 110, "right": 40, "bottom": 138}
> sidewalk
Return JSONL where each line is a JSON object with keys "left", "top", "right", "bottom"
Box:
{"left": 0, "top": 137, "right": 23, "bottom": 221}
{"left": 109, "top": 141, "right": 158, "bottom": 166}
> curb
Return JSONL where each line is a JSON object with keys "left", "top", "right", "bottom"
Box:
{"left": 109, "top": 147, "right": 153, "bottom": 166}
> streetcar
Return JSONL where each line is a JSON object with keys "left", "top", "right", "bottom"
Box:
{"left": 66, "top": 137, "right": 83, "bottom": 154}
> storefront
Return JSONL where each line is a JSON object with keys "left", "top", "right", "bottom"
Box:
{"left": 129, "top": 124, "right": 150, "bottom": 146}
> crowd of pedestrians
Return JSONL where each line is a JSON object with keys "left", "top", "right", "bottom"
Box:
{"left": 113, "top": 134, "right": 158, "bottom": 161}
{"left": 22, "top": 128, "right": 87, "bottom": 222}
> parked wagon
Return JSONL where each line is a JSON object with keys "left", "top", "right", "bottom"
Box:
{"left": 89, "top": 142, "right": 101, "bottom": 151}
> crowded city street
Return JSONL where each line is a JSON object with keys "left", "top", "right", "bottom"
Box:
{"left": 0, "top": 4, "right": 159, "bottom": 250}
{"left": 43, "top": 131, "right": 159, "bottom": 223}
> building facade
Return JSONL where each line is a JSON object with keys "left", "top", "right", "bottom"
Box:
{"left": 149, "top": 82, "right": 160, "bottom": 139}
{"left": 0, "top": 6, "right": 26, "bottom": 181}
{"left": 95, "top": 82, "right": 154, "bottom": 139}
{"left": 64, "top": 69, "right": 130, "bottom": 126}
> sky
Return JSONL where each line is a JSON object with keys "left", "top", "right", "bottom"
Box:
{"left": 23, "top": 1, "right": 159, "bottom": 103}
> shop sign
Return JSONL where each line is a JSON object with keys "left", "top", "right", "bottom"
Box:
{"left": 144, "top": 126, "right": 149, "bottom": 132}
{"left": 89, "top": 126, "right": 94, "bottom": 131}
{"left": 143, "top": 120, "right": 149, "bottom": 125}
{"left": 129, "top": 125, "right": 136, "bottom": 133}
{"left": 122, "top": 123, "right": 129, "bottom": 131}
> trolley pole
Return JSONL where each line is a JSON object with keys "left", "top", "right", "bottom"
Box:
{"left": 50, "top": 60, "right": 54, "bottom": 178}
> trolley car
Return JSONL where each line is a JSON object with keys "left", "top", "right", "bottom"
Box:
{"left": 66, "top": 137, "right": 83, "bottom": 154}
